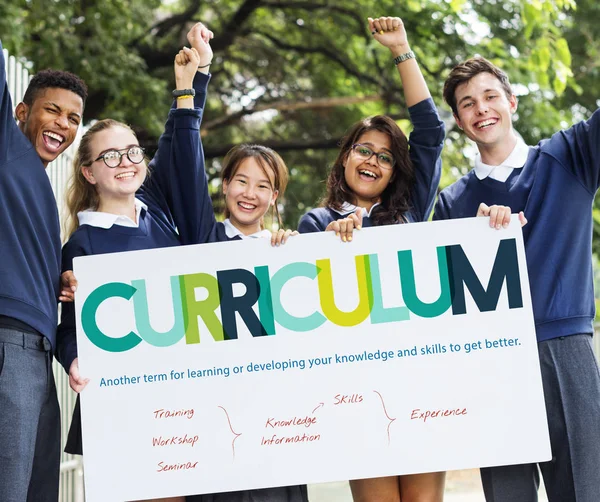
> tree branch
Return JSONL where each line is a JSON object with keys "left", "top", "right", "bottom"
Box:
{"left": 204, "top": 137, "right": 342, "bottom": 158}
{"left": 202, "top": 95, "right": 382, "bottom": 131}
{"left": 256, "top": 31, "right": 381, "bottom": 87}
{"left": 261, "top": 1, "right": 365, "bottom": 33}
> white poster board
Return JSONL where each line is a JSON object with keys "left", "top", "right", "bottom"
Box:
{"left": 74, "top": 217, "right": 550, "bottom": 501}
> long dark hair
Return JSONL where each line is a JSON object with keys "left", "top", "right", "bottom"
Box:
{"left": 322, "top": 115, "right": 414, "bottom": 226}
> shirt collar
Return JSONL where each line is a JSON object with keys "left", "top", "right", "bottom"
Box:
{"left": 474, "top": 137, "right": 529, "bottom": 181}
{"left": 77, "top": 198, "right": 148, "bottom": 229}
{"left": 330, "top": 201, "right": 380, "bottom": 218}
{"left": 223, "top": 219, "right": 272, "bottom": 240}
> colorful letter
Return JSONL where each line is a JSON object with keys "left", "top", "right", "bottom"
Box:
{"left": 367, "top": 254, "right": 410, "bottom": 324}
{"left": 132, "top": 277, "right": 185, "bottom": 347}
{"left": 447, "top": 238, "right": 523, "bottom": 314}
{"left": 218, "top": 269, "right": 266, "bottom": 339}
{"left": 180, "top": 273, "right": 224, "bottom": 344}
{"left": 81, "top": 282, "right": 141, "bottom": 352}
{"left": 398, "top": 247, "right": 452, "bottom": 318}
{"left": 317, "top": 255, "right": 373, "bottom": 327}
{"left": 270, "top": 262, "right": 326, "bottom": 332}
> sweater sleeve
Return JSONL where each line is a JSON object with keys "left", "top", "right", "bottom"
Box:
{"left": 168, "top": 74, "right": 217, "bottom": 245}
{"left": 0, "top": 41, "right": 22, "bottom": 166}
{"left": 141, "top": 72, "right": 212, "bottom": 235}
{"left": 553, "top": 108, "right": 600, "bottom": 193}
{"left": 55, "top": 233, "right": 90, "bottom": 374}
{"left": 298, "top": 209, "right": 328, "bottom": 233}
{"left": 432, "top": 189, "right": 449, "bottom": 221}
{"left": 407, "top": 98, "right": 445, "bottom": 222}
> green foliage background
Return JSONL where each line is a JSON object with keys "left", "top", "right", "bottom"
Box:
{"left": 2, "top": 0, "right": 598, "bottom": 240}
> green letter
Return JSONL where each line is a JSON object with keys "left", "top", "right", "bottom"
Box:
{"left": 180, "top": 273, "right": 224, "bottom": 344}
{"left": 398, "top": 248, "right": 451, "bottom": 318}
{"left": 255, "top": 266, "right": 276, "bottom": 335}
{"left": 81, "top": 282, "right": 141, "bottom": 352}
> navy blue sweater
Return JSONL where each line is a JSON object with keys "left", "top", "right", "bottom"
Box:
{"left": 434, "top": 110, "right": 600, "bottom": 342}
{"left": 0, "top": 40, "right": 62, "bottom": 343}
{"left": 55, "top": 76, "right": 207, "bottom": 372}
{"left": 298, "top": 98, "right": 444, "bottom": 232}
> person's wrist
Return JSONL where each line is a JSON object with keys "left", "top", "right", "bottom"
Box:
{"left": 175, "top": 80, "right": 194, "bottom": 91}
{"left": 389, "top": 43, "right": 411, "bottom": 57}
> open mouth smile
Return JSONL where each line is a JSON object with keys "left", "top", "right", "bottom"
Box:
{"left": 475, "top": 118, "right": 498, "bottom": 130}
{"left": 238, "top": 201, "right": 257, "bottom": 211}
{"left": 42, "top": 131, "right": 66, "bottom": 151}
{"left": 115, "top": 171, "right": 136, "bottom": 180}
{"left": 358, "top": 168, "right": 379, "bottom": 181}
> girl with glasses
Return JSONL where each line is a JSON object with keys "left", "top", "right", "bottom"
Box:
{"left": 298, "top": 15, "right": 446, "bottom": 502}
{"left": 54, "top": 25, "right": 214, "bottom": 502}
{"left": 298, "top": 16, "right": 444, "bottom": 246}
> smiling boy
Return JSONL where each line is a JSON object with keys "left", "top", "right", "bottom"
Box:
{"left": 0, "top": 40, "right": 87, "bottom": 501}
{"left": 434, "top": 56, "right": 600, "bottom": 502}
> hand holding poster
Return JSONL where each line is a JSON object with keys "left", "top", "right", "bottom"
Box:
{"left": 74, "top": 217, "right": 550, "bottom": 501}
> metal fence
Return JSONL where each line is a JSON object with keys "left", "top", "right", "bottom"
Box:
{"left": 3, "top": 47, "right": 85, "bottom": 502}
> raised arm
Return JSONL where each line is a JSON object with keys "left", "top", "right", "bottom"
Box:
{"left": 169, "top": 23, "right": 219, "bottom": 244}
{"left": 0, "top": 40, "right": 23, "bottom": 165}
{"left": 141, "top": 24, "right": 218, "bottom": 244}
{"left": 370, "top": 16, "right": 444, "bottom": 221}
{"left": 369, "top": 17, "right": 430, "bottom": 106}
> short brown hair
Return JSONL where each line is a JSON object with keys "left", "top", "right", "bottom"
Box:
{"left": 443, "top": 56, "right": 513, "bottom": 115}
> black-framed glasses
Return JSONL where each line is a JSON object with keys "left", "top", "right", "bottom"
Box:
{"left": 94, "top": 146, "right": 145, "bottom": 168}
{"left": 351, "top": 143, "right": 395, "bottom": 169}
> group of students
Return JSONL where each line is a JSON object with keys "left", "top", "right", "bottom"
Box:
{"left": 1, "top": 13, "right": 599, "bottom": 502}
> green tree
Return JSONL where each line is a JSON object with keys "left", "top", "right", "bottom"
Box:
{"left": 1, "top": 0, "right": 586, "bottom": 229}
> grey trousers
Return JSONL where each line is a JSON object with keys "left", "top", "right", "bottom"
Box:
{"left": 481, "top": 334, "right": 600, "bottom": 502}
{"left": 0, "top": 328, "right": 61, "bottom": 502}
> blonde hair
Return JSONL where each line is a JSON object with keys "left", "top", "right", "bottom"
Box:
{"left": 64, "top": 119, "right": 138, "bottom": 238}
{"left": 221, "top": 144, "right": 289, "bottom": 228}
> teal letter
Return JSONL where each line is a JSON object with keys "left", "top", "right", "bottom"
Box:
{"left": 132, "top": 277, "right": 185, "bottom": 347}
{"left": 368, "top": 254, "right": 410, "bottom": 324}
{"left": 398, "top": 248, "right": 452, "bottom": 318}
{"left": 81, "top": 282, "right": 142, "bottom": 352}
{"left": 255, "top": 266, "right": 276, "bottom": 335}
{"left": 271, "top": 262, "right": 326, "bottom": 332}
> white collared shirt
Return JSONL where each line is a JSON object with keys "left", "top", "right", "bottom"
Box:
{"left": 331, "top": 201, "right": 381, "bottom": 218}
{"left": 223, "top": 218, "right": 272, "bottom": 240}
{"left": 474, "top": 138, "right": 530, "bottom": 182}
{"left": 77, "top": 198, "right": 148, "bottom": 229}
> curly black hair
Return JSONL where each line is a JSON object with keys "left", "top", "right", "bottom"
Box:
{"left": 23, "top": 69, "right": 88, "bottom": 108}
{"left": 322, "top": 115, "right": 415, "bottom": 226}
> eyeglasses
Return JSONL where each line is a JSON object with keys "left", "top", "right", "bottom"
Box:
{"left": 351, "top": 143, "right": 395, "bottom": 169}
{"left": 94, "top": 146, "right": 145, "bottom": 168}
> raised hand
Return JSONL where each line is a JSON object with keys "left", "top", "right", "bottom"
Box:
{"left": 174, "top": 46, "right": 201, "bottom": 90}
{"left": 186, "top": 22, "right": 214, "bottom": 70}
{"left": 369, "top": 16, "right": 409, "bottom": 51}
